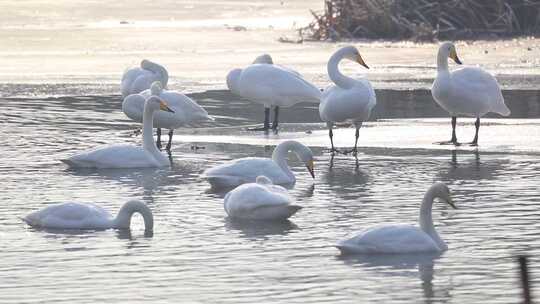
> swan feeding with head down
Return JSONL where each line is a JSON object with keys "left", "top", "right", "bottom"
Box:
{"left": 123, "top": 81, "right": 211, "bottom": 150}
{"left": 204, "top": 140, "right": 315, "bottom": 189}
{"left": 319, "top": 46, "right": 376, "bottom": 154}
{"left": 121, "top": 59, "right": 169, "bottom": 97}
{"left": 337, "top": 183, "right": 457, "bottom": 255}
{"left": 224, "top": 176, "right": 302, "bottom": 221}
{"left": 432, "top": 42, "right": 510, "bottom": 146}
{"left": 23, "top": 200, "right": 153, "bottom": 232}
{"left": 62, "top": 95, "right": 174, "bottom": 169}
{"left": 226, "top": 54, "right": 321, "bottom": 132}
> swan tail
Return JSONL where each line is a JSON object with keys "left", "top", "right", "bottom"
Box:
{"left": 494, "top": 103, "right": 511, "bottom": 117}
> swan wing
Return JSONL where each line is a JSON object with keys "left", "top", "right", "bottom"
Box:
{"left": 62, "top": 144, "right": 162, "bottom": 169}
{"left": 319, "top": 80, "right": 376, "bottom": 123}
{"left": 24, "top": 203, "right": 112, "bottom": 229}
{"left": 450, "top": 67, "right": 509, "bottom": 116}
{"left": 122, "top": 93, "right": 145, "bottom": 123}
{"left": 204, "top": 158, "right": 289, "bottom": 188}
{"left": 337, "top": 224, "right": 441, "bottom": 254}
{"left": 238, "top": 64, "right": 322, "bottom": 107}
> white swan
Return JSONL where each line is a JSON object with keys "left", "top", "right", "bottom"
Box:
{"left": 336, "top": 183, "right": 456, "bottom": 254}
{"left": 123, "top": 81, "right": 211, "bottom": 150}
{"left": 432, "top": 42, "right": 511, "bottom": 146}
{"left": 204, "top": 140, "right": 315, "bottom": 189}
{"left": 121, "top": 59, "right": 169, "bottom": 97}
{"left": 224, "top": 176, "right": 302, "bottom": 220}
{"left": 319, "top": 46, "right": 376, "bottom": 154}
{"left": 23, "top": 200, "right": 153, "bottom": 231}
{"left": 62, "top": 96, "right": 174, "bottom": 168}
{"left": 226, "top": 54, "right": 321, "bottom": 131}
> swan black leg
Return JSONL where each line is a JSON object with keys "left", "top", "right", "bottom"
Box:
{"left": 247, "top": 107, "right": 270, "bottom": 131}
{"left": 271, "top": 106, "right": 280, "bottom": 132}
{"left": 468, "top": 117, "right": 480, "bottom": 146}
{"left": 156, "top": 128, "right": 162, "bottom": 150}
{"left": 166, "top": 129, "right": 174, "bottom": 151}
{"left": 345, "top": 123, "right": 362, "bottom": 155}
{"left": 437, "top": 116, "right": 460, "bottom": 146}
{"left": 323, "top": 123, "right": 340, "bottom": 154}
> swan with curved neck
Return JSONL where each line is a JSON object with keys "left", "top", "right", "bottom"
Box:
{"left": 319, "top": 46, "right": 376, "bottom": 154}
{"left": 336, "top": 183, "right": 457, "bottom": 254}
{"left": 224, "top": 176, "right": 302, "bottom": 220}
{"left": 63, "top": 95, "right": 174, "bottom": 168}
{"left": 121, "top": 59, "right": 169, "bottom": 97}
{"left": 23, "top": 200, "right": 154, "bottom": 232}
{"left": 226, "top": 54, "right": 321, "bottom": 132}
{"left": 123, "top": 81, "right": 211, "bottom": 150}
{"left": 204, "top": 140, "right": 315, "bottom": 189}
{"left": 432, "top": 42, "right": 510, "bottom": 146}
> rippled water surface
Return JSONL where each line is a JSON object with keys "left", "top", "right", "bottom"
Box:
{"left": 1, "top": 89, "right": 540, "bottom": 303}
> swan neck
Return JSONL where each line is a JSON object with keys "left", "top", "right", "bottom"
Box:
{"left": 271, "top": 142, "right": 295, "bottom": 179}
{"left": 328, "top": 50, "right": 355, "bottom": 89}
{"left": 114, "top": 201, "right": 154, "bottom": 231}
{"left": 145, "top": 62, "right": 169, "bottom": 88}
{"left": 142, "top": 102, "right": 161, "bottom": 157}
{"left": 437, "top": 50, "right": 449, "bottom": 73}
{"left": 419, "top": 188, "right": 444, "bottom": 247}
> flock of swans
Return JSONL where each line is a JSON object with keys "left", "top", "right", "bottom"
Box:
{"left": 23, "top": 42, "right": 511, "bottom": 255}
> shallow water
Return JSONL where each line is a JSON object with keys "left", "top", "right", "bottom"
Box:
{"left": 1, "top": 88, "right": 540, "bottom": 303}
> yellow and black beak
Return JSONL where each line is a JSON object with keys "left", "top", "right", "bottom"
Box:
{"left": 306, "top": 159, "right": 315, "bottom": 179}
{"left": 447, "top": 197, "right": 457, "bottom": 209}
{"left": 159, "top": 100, "right": 175, "bottom": 113}
{"left": 357, "top": 54, "right": 369, "bottom": 69}
{"left": 449, "top": 49, "right": 462, "bottom": 65}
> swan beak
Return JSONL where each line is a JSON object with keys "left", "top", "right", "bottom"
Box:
{"left": 356, "top": 54, "right": 369, "bottom": 69}
{"left": 159, "top": 101, "right": 175, "bottom": 113}
{"left": 447, "top": 197, "right": 457, "bottom": 209}
{"left": 450, "top": 49, "right": 462, "bottom": 65}
{"left": 306, "top": 159, "right": 315, "bottom": 179}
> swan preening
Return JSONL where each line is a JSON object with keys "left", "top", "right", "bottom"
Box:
{"left": 226, "top": 54, "right": 321, "bottom": 132}
{"left": 121, "top": 59, "right": 169, "bottom": 97}
{"left": 224, "top": 176, "right": 301, "bottom": 220}
{"left": 432, "top": 42, "right": 511, "bottom": 146}
{"left": 123, "top": 81, "right": 212, "bottom": 150}
{"left": 319, "top": 46, "right": 376, "bottom": 154}
{"left": 62, "top": 96, "right": 174, "bottom": 168}
{"left": 337, "top": 183, "right": 456, "bottom": 254}
{"left": 23, "top": 200, "right": 154, "bottom": 232}
{"left": 204, "top": 140, "right": 315, "bottom": 189}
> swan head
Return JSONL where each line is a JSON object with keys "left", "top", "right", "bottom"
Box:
{"left": 439, "top": 42, "right": 462, "bottom": 65}
{"left": 340, "top": 45, "right": 369, "bottom": 69}
{"left": 226, "top": 68, "right": 242, "bottom": 94}
{"left": 256, "top": 175, "right": 273, "bottom": 185}
{"left": 150, "top": 81, "right": 163, "bottom": 96}
{"left": 146, "top": 96, "right": 174, "bottom": 113}
{"left": 431, "top": 182, "right": 456, "bottom": 209}
{"left": 293, "top": 142, "right": 315, "bottom": 179}
{"left": 253, "top": 54, "right": 273, "bottom": 64}
{"left": 140, "top": 59, "right": 152, "bottom": 68}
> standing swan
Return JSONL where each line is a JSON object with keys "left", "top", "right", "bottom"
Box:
{"left": 432, "top": 42, "right": 511, "bottom": 146}
{"left": 62, "top": 96, "right": 174, "bottom": 168}
{"left": 227, "top": 55, "right": 321, "bottom": 132}
{"left": 337, "top": 183, "right": 457, "bottom": 254}
{"left": 121, "top": 59, "right": 169, "bottom": 97}
{"left": 319, "top": 46, "right": 376, "bottom": 154}
{"left": 23, "top": 200, "right": 153, "bottom": 232}
{"left": 224, "top": 176, "right": 302, "bottom": 220}
{"left": 123, "top": 81, "right": 211, "bottom": 150}
{"left": 204, "top": 140, "right": 315, "bottom": 189}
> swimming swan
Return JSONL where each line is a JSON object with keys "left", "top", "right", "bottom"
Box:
{"left": 123, "top": 81, "right": 211, "bottom": 150}
{"left": 432, "top": 42, "right": 510, "bottom": 146}
{"left": 337, "top": 183, "right": 456, "bottom": 254}
{"left": 204, "top": 140, "right": 315, "bottom": 189}
{"left": 62, "top": 96, "right": 174, "bottom": 168}
{"left": 23, "top": 200, "right": 153, "bottom": 232}
{"left": 319, "top": 46, "right": 376, "bottom": 154}
{"left": 121, "top": 59, "right": 169, "bottom": 97}
{"left": 227, "top": 55, "right": 321, "bottom": 131}
{"left": 224, "top": 176, "right": 302, "bottom": 220}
